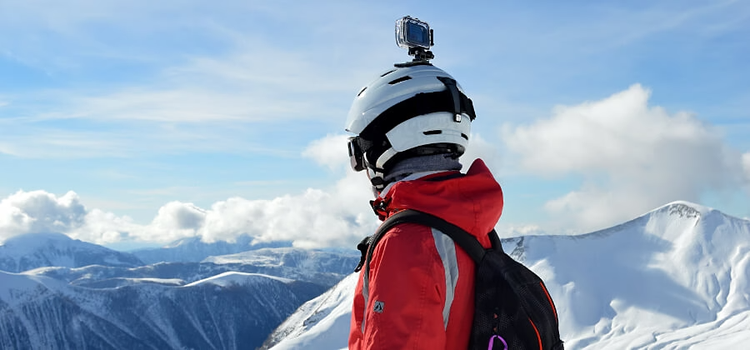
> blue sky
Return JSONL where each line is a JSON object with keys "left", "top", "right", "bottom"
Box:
{"left": 1, "top": 0, "right": 748, "bottom": 248}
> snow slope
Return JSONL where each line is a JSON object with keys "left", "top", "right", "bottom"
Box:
{"left": 0, "top": 233, "right": 143, "bottom": 272}
{"left": 261, "top": 273, "right": 358, "bottom": 350}
{"left": 0, "top": 269, "right": 325, "bottom": 350}
{"left": 265, "top": 201, "right": 750, "bottom": 349}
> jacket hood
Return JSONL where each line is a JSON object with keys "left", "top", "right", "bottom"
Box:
{"left": 374, "top": 159, "right": 503, "bottom": 248}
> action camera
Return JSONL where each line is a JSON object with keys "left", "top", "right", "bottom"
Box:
{"left": 395, "top": 16, "right": 434, "bottom": 62}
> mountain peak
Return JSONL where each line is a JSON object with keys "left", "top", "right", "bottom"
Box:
{"left": 0, "top": 233, "right": 143, "bottom": 272}
{"left": 657, "top": 200, "right": 711, "bottom": 219}
{"left": 2, "top": 232, "right": 74, "bottom": 247}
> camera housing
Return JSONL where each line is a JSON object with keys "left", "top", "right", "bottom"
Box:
{"left": 395, "top": 16, "right": 434, "bottom": 62}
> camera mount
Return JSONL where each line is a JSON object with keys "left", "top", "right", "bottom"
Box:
{"left": 395, "top": 16, "right": 435, "bottom": 64}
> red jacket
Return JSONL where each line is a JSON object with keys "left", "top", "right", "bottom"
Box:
{"left": 349, "top": 159, "right": 504, "bottom": 349}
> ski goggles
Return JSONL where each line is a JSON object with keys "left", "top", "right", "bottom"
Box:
{"left": 347, "top": 136, "right": 366, "bottom": 172}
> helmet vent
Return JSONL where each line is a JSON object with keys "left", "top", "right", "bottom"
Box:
{"left": 388, "top": 76, "right": 412, "bottom": 85}
{"left": 357, "top": 87, "right": 367, "bottom": 97}
{"left": 380, "top": 69, "right": 397, "bottom": 77}
{"left": 461, "top": 133, "right": 469, "bottom": 140}
{"left": 423, "top": 130, "right": 442, "bottom": 135}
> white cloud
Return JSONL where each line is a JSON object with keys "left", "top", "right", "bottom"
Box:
{"left": 76, "top": 209, "right": 141, "bottom": 243}
{"left": 463, "top": 133, "right": 502, "bottom": 174}
{"left": 0, "top": 133, "right": 381, "bottom": 247}
{"left": 504, "top": 84, "right": 746, "bottom": 231}
{"left": 196, "top": 158, "right": 375, "bottom": 248}
{"left": 148, "top": 201, "right": 206, "bottom": 241}
{"left": 0, "top": 170, "right": 377, "bottom": 248}
{"left": 302, "top": 134, "right": 350, "bottom": 171}
{"left": 0, "top": 190, "right": 86, "bottom": 236}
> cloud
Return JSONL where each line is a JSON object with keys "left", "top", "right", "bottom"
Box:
{"left": 151, "top": 201, "right": 206, "bottom": 233}
{"left": 302, "top": 134, "right": 350, "bottom": 171}
{"left": 198, "top": 184, "right": 373, "bottom": 248}
{"left": 504, "top": 84, "right": 746, "bottom": 231}
{"left": 0, "top": 132, "right": 380, "bottom": 247}
{"left": 0, "top": 190, "right": 141, "bottom": 244}
{"left": 0, "top": 190, "right": 86, "bottom": 236}
{"left": 463, "top": 133, "right": 502, "bottom": 174}
{"left": 195, "top": 136, "right": 376, "bottom": 247}
{"left": 0, "top": 166, "right": 377, "bottom": 248}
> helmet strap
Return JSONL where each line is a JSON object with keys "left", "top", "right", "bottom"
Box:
{"left": 437, "top": 77, "right": 463, "bottom": 123}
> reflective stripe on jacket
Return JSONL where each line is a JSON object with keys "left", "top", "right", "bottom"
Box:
{"left": 348, "top": 159, "right": 504, "bottom": 350}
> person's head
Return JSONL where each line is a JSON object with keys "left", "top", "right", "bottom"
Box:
{"left": 345, "top": 62, "right": 476, "bottom": 192}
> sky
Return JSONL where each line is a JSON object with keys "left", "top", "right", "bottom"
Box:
{"left": 0, "top": 0, "right": 748, "bottom": 249}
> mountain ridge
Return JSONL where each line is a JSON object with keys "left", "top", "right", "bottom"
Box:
{"left": 264, "top": 201, "right": 750, "bottom": 350}
{"left": 132, "top": 234, "right": 293, "bottom": 264}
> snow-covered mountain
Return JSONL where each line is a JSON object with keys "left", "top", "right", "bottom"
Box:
{"left": 264, "top": 201, "right": 750, "bottom": 349}
{"left": 0, "top": 270, "right": 325, "bottom": 350}
{"left": 0, "top": 232, "right": 360, "bottom": 350}
{"left": 132, "top": 234, "right": 292, "bottom": 264}
{"left": 203, "top": 247, "right": 360, "bottom": 286}
{"left": 28, "top": 247, "right": 359, "bottom": 289}
{"left": 261, "top": 273, "right": 357, "bottom": 350}
{"left": 0, "top": 233, "right": 143, "bottom": 272}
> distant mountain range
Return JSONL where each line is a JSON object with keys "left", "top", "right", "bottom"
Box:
{"left": 132, "top": 235, "right": 293, "bottom": 264}
{"left": 29, "top": 247, "right": 359, "bottom": 289}
{"left": 0, "top": 270, "right": 324, "bottom": 349}
{"left": 263, "top": 201, "right": 750, "bottom": 349}
{"left": 0, "top": 232, "right": 359, "bottom": 350}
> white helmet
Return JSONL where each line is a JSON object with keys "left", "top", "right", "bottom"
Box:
{"left": 345, "top": 63, "right": 476, "bottom": 190}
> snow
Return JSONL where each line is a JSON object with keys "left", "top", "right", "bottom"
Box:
{"left": 265, "top": 273, "right": 357, "bottom": 350}
{"left": 205, "top": 250, "right": 280, "bottom": 265}
{"left": 120, "top": 277, "right": 184, "bottom": 286}
{"left": 268, "top": 201, "right": 750, "bottom": 349}
{"left": 202, "top": 247, "right": 358, "bottom": 266}
{"left": 183, "top": 271, "right": 294, "bottom": 288}
{"left": 0, "top": 270, "right": 69, "bottom": 307}
{"left": 0, "top": 271, "right": 45, "bottom": 302}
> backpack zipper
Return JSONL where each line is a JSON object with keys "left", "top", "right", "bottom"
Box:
{"left": 539, "top": 282, "right": 558, "bottom": 323}
{"left": 528, "top": 318, "right": 543, "bottom": 350}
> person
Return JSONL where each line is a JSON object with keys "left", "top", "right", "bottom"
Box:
{"left": 345, "top": 62, "right": 504, "bottom": 349}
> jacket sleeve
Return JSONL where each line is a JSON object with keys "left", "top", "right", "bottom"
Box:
{"left": 360, "top": 223, "right": 448, "bottom": 349}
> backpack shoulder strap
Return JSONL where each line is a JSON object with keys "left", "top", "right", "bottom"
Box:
{"left": 364, "top": 209, "right": 496, "bottom": 270}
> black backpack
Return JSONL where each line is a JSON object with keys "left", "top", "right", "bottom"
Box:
{"left": 354, "top": 209, "right": 564, "bottom": 350}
